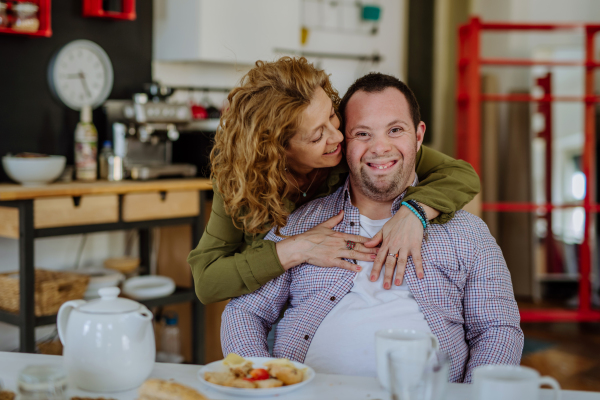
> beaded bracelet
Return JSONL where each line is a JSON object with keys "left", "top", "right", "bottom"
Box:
{"left": 401, "top": 201, "right": 428, "bottom": 230}
{"left": 405, "top": 200, "right": 428, "bottom": 224}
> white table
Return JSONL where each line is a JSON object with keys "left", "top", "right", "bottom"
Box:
{"left": 0, "top": 352, "right": 598, "bottom": 400}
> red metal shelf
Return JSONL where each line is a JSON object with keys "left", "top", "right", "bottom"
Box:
{"left": 82, "top": 0, "right": 136, "bottom": 21}
{"left": 0, "top": 26, "right": 51, "bottom": 37}
{"left": 480, "top": 22, "right": 600, "bottom": 31}
{"left": 473, "top": 58, "right": 600, "bottom": 67}
{"left": 480, "top": 202, "right": 600, "bottom": 213}
{"left": 480, "top": 94, "right": 600, "bottom": 103}
{"left": 0, "top": 0, "right": 52, "bottom": 37}
{"left": 456, "top": 17, "right": 600, "bottom": 323}
{"left": 520, "top": 309, "right": 600, "bottom": 323}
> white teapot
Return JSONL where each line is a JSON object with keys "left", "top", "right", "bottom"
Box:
{"left": 57, "top": 287, "right": 155, "bottom": 392}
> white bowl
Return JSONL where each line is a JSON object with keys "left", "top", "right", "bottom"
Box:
{"left": 2, "top": 155, "right": 66, "bottom": 186}
{"left": 75, "top": 267, "right": 125, "bottom": 300}
{"left": 122, "top": 275, "right": 176, "bottom": 300}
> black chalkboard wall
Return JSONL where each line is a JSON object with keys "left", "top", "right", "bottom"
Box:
{"left": 0, "top": 1, "right": 152, "bottom": 182}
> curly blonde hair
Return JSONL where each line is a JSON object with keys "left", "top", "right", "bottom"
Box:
{"left": 211, "top": 57, "right": 340, "bottom": 235}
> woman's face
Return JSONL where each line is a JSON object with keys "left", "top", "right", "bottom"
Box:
{"left": 286, "top": 87, "right": 344, "bottom": 173}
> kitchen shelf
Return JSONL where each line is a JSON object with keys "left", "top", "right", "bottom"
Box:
{"left": 0, "top": 287, "right": 198, "bottom": 327}
{"left": 0, "top": 27, "right": 52, "bottom": 37}
{"left": 0, "top": 0, "right": 52, "bottom": 37}
{"left": 0, "top": 181, "right": 211, "bottom": 363}
{"left": 82, "top": 0, "right": 136, "bottom": 20}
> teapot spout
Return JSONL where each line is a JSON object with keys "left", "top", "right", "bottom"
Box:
{"left": 130, "top": 306, "right": 153, "bottom": 341}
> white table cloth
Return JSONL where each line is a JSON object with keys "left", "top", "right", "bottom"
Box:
{"left": 0, "top": 352, "right": 598, "bottom": 400}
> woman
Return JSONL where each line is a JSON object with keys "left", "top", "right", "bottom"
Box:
{"left": 188, "top": 57, "right": 479, "bottom": 304}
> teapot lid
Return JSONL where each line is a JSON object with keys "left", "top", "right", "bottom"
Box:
{"left": 79, "top": 287, "right": 141, "bottom": 314}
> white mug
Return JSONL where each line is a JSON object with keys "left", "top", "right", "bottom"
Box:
{"left": 375, "top": 328, "right": 439, "bottom": 390}
{"left": 472, "top": 365, "right": 561, "bottom": 400}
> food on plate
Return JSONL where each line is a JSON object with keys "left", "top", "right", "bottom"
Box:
{"left": 204, "top": 371, "right": 235, "bottom": 386}
{"left": 222, "top": 353, "right": 253, "bottom": 377}
{"left": 13, "top": 153, "right": 50, "bottom": 158}
{"left": 263, "top": 358, "right": 304, "bottom": 385}
{"left": 0, "top": 391, "right": 15, "bottom": 400}
{"left": 230, "top": 379, "right": 256, "bottom": 389}
{"left": 138, "top": 379, "right": 208, "bottom": 400}
{"left": 255, "top": 379, "right": 284, "bottom": 389}
{"left": 204, "top": 354, "right": 305, "bottom": 389}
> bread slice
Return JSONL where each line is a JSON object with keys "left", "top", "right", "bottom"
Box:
{"left": 138, "top": 379, "right": 208, "bottom": 400}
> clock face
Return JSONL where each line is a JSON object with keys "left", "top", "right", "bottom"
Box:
{"left": 48, "top": 40, "right": 114, "bottom": 111}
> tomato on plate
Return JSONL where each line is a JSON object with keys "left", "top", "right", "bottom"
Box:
{"left": 249, "top": 368, "right": 270, "bottom": 380}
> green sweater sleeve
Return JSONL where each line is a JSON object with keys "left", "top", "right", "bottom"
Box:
{"left": 187, "top": 190, "right": 285, "bottom": 304}
{"left": 406, "top": 145, "right": 481, "bottom": 224}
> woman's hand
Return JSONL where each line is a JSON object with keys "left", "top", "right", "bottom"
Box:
{"left": 276, "top": 210, "right": 377, "bottom": 272}
{"left": 364, "top": 203, "right": 440, "bottom": 289}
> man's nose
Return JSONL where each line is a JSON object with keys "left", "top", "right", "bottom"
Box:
{"left": 369, "top": 133, "right": 393, "bottom": 155}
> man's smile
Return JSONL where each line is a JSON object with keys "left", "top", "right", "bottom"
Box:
{"left": 366, "top": 160, "right": 398, "bottom": 171}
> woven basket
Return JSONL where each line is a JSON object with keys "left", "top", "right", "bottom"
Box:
{"left": 0, "top": 269, "right": 89, "bottom": 316}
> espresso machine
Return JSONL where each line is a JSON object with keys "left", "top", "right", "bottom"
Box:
{"left": 103, "top": 92, "right": 199, "bottom": 180}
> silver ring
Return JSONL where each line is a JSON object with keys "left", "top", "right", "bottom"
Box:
{"left": 387, "top": 253, "right": 398, "bottom": 258}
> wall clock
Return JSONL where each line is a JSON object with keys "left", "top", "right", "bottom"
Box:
{"left": 48, "top": 39, "right": 114, "bottom": 110}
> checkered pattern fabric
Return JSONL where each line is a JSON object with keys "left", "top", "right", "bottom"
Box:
{"left": 221, "top": 177, "right": 524, "bottom": 383}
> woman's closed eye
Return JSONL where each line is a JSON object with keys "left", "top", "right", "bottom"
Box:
{"left": 312, "top": 131, "right": 324, "bottom": 143}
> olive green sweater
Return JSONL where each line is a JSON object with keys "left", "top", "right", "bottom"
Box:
{"left": 188, "top": 145, "right": 480, "bottom": 304}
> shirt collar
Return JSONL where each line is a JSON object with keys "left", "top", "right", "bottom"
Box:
{"left": 341, "top": 173, "right": 419, "bottom": 217}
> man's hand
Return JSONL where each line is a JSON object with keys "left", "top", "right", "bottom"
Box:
{"left": 364, "top": 202, "right": 440, "bottom": 289}
{"left": 276, "top": 210, "right": 377, "bottom": 272}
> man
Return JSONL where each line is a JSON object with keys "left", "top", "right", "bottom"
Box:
{"left": 221, "top": 73, "right": 523, "bottom": 383}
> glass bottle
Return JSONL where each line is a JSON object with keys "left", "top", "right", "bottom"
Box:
{"left": 99, "top": 141, "right": 113, "bottom": 180}
{"left": 75, "top": 105, "right": 98, "bottom": 181}
{"left": 157, "top": 312, "right": 184, "bottom": 363}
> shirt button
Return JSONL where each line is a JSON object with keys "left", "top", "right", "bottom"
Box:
{"left": 350, "top": 222, "right": 355, "bottom": 226}
{"left": 330, "top": 296, "right": 336, "bottom": 301}
{"left": 304, "top": 335, "right": 310, "bottom": 340}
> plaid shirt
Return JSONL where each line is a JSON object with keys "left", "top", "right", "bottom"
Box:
{"left": 221, "top": 178, "right": 523, "bottom": 383}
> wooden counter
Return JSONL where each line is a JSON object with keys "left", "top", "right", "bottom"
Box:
{"left": 0, "top": 178, "right": 212, "bottom": 201}
{"left": 0, "top": 178, "right": 213, "bottom": 363}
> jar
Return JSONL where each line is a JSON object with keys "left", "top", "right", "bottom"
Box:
{"left": 0, "top": 2, "right": 9, "bottom": 28}
{"left": 12, "top": 2, "right": 39, "bottom": 32}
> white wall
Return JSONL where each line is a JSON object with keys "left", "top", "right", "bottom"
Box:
{"left": 154, "top": 0, "right": 408, "bottom": 98}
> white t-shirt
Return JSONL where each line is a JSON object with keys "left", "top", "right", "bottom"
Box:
{"left": 303, "top": 214, "right": 432, "bottom": 377}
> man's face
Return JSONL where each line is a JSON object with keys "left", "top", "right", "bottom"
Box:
{"left": 344, "top": 87, "right": 425, "bottom": 202}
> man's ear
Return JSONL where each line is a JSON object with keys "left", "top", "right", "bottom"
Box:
{"left": 416, "top": 121, "right": 426, "bottom": 151}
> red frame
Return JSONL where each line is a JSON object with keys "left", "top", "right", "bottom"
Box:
{"left": 457, "top": 17, "right": 600, "bottom": 322}
{"left": 0, "top": 0, "right": 52, "bottom": 37}
{"left": 82, "top": 0, "right": 136, "bottom": 21}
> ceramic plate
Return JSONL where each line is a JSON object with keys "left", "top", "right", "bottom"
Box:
{"left": 197, "top": 357, "right": 315, "bottom": 397}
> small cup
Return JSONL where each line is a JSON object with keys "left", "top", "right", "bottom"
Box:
{"left": 18, "top": 365, "right": 67, "bottom": 400}
{"left": 375, "top": 328, "right": 439, "bottom": 390}
{"left": 471, "top": 365, "right": 561, "bottom": 400}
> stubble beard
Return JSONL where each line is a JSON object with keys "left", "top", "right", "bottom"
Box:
{"left": 352, "top": 147, "right": 417, "bottom": 202}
